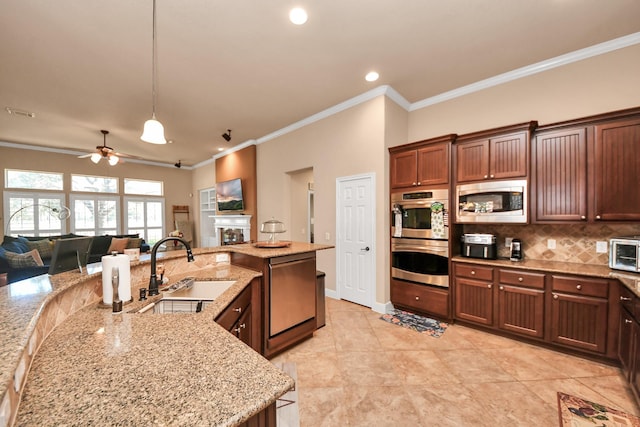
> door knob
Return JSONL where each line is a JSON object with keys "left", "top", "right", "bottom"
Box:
{"left": 361, "top": 246, "right": 370, "bottom": 251}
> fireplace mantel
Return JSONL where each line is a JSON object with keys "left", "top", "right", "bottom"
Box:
{"left": 212, "top": 215, "right": 252, "bottom": 246}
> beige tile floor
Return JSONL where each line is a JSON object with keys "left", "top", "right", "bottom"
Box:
{"left": 271, "top": 297, "right": 640, "bottom": 427}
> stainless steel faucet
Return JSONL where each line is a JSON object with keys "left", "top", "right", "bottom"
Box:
{"left": 148, "top": 237, "right": 195, "bottom": 296}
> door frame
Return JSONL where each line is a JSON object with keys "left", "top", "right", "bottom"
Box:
{"left": 335, "top": 172, "right": 376, "bottom": 308}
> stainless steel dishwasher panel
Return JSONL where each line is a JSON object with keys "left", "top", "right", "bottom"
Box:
{"left": 269, "top": 254, "right": 317, "bottom": 336}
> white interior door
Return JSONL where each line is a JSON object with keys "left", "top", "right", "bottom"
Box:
{"left": 336, "top": 173, "right": 375, "bottom": 307}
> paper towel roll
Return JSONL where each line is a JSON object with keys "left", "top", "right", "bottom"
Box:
{"left": 102, "top": 254, "right": 132, "bottom": 304}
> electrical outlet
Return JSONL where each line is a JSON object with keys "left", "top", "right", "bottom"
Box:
{"left": 325, "top": 232, "right": 331, "bottom": 241}
{"left": 547, "top": 239, "right": 556, "bottom": 249}
{"left": 596, "top": 241, "right": 608, "bottom": 253}
{"left": 505, "top": 237, "right": 513, "bottom": 248}
{"left": 301, "top": 228, "right": 306, "bottom": 235}
{"left": 215, "top": 253, "right": 230, "bottom": 263}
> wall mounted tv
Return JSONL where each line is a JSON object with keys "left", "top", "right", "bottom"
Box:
{"left": 216, "top": 178, "right": 244, "bottom": 212}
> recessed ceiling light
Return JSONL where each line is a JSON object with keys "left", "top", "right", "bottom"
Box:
{"left": 218, "top": 147, "right": 224, "bottom": 152}
{"left": 365, "top": 71, "right": 379, "bottom": 82}
{"left": 289, "top": 7, "right": 308, "bottom": 25}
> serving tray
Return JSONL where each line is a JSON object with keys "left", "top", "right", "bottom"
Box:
{"left": 252, "top": 241, "right": 291, "bottom": 248}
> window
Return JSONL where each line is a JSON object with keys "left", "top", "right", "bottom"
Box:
{"left": 71, "top": 174, "right": 118, "bottom": 193}
{"left": 70, "top": 194, "right": 119, "bottom": 236}
{"left": 124, "top": 179, "right": 163, "bottom": 196}
{"left": 5, "top": 169, "right": 63, "bottom": 190}
{"left": 3, "top": 192, "right": 67, "bottom": 236}
{"left": 124, "top": 197, "right": 165, "bottom": 245}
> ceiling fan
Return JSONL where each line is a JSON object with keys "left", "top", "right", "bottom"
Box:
{"left": 78, "top": 130, "right": 133, "bottom": 166}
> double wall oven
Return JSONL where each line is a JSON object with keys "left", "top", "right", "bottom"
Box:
{"left": 391, "top": 189, "right": 450, "bottom": 288}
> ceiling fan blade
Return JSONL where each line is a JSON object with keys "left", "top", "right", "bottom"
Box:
{"left": 78, "top": 153, "right": 92, "bottom": 159}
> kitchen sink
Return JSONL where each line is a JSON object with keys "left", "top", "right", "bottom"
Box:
{"left": 136, "top": 278, "right": 236, "bottom": 314}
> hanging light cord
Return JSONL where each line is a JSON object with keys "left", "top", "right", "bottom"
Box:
{"left": 151, "top": 0, "right": 158, "bottom": 118}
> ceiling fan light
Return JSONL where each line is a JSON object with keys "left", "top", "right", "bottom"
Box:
{"left": 108, "top": 154, "right": 119, "bottom": 166}
{"left": 90, "top": 152, "right": 102, "bottom": 164}
{"left": 140, "top": 117, "right": 167, "bottom": 144}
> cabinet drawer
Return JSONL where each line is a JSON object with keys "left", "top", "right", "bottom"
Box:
{"left": 456, "top": 263, "right": 493, "bottom": 281}
{"left": 215, "top": 284, "right": 252, "bottom": 331}
{"left": 498, "top": 269, "right": 545, "bottom": 289}
{"left": 551, "top": 275, "right": 608, "bottom": 298}
{"left": 391, "top": 279, "right": 449, "bottom": 318}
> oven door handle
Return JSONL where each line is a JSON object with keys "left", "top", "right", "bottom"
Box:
{"left": 392, "top": 245, "right": 448, "bottom": 254}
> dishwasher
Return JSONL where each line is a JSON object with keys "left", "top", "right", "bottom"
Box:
{"left": 269, "top": 253, "right": 317, "bottom": 336}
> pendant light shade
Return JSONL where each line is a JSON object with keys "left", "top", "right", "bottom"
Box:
{"left": 140, "top": 0, "right": 166, "bottom": 144}
{"left": 90, "top": 152, "right": 102, "bottom": 164}
{"left": 141, "top": 114, "right": 167, "bottom": 144}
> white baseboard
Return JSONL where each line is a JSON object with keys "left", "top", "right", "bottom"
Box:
{"left": 323, "top": 289, "right": 393, "bottom": 314}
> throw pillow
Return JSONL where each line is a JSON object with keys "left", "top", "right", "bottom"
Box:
{"left": 126, "top": 237, "right": 143, "bottom": 249}
{"left": 26, "top": 239, "right": 54, "bottom": 260}
{"left": 5, "top": 249, "right": 45, "bottom": 268}
{"left": 2, "top": 236, "right": 30, "bottom": 254}
{"left": 107, "top": 237, "right": 129, "bottom": 254}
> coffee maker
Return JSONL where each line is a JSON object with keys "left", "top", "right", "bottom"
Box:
{"left": 510, "top": 238, "right": 523, "bottom": 261}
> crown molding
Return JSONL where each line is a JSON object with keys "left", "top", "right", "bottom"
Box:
{"left": 410, "top": 31, "right": 640, "bottom": 111}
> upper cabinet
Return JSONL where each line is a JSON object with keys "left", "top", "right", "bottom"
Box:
{"left": 455, "top": 122, "right": 537, "bottom": 184}
{"left": 532, "top": 108, "right": 640, "bottom": 223}
{"left": 389, "top": 134, "right": 455, "bottom": 190}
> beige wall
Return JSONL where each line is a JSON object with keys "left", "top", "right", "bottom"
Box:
{"left": 0, "top": 146, "right": 193, "bottom": 241}
{"left": 407, "top": 44, "right": 640, "bottom": 142}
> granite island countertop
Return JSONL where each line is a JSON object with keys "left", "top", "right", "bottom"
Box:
{"left": 1, "top": 242, "right": 333, "bottom": 426}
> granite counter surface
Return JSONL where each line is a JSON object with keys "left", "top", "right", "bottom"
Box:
{"left": 0, "top": 243, "right": 333, "bottom": 426}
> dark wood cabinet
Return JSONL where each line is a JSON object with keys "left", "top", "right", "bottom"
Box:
{"left": 239, "top": 402, "right": 277, "bottom": 427}
{"left": 215, "top": 278, "right": 262, "bottom": 353}
{"left": 453, "top": 263, "right": 494, "bottom": 325}
{"left": 549, "top": 275, "right": 609, "bottom": 354}
{"left": 455, "top": 124, "right": 534, "bottom": 183}
{"left": 532, "top": 127, "right": 588, "bottom": 222}
{"left": 594, "top": 118, "right": 640, "bottom": 221}
{"left": 389, "top": 135, "right": 453, "bottom": 189}
{"left": 391, "top": 278, "right": 450, "bottom": 320}
{"left": 496, "top": 269, "right": 545, "bottom": 338}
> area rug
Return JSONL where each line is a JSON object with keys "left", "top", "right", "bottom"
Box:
{"left": 273, "top": 362, "right": 300, "bottom": 427}
{"left": 380, "top": 309, "right": 448, "bottom": 337}
{"left": 557, "top": 392, "right": 640, "bottom": 426}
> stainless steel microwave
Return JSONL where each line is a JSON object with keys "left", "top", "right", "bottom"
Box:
{"left": 610, "top": 236, "right": 640, "bottom": 272}
{"left": 456, "top": 179, "right": 527, "bottom": 223}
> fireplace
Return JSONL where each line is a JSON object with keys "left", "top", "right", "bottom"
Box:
{"left": 212, "top": 215, "right": 252, "bottom": 246}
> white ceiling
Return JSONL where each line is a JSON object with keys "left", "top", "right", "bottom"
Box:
{"left": 2, "top": 1, "right": 640, "bottom": 167}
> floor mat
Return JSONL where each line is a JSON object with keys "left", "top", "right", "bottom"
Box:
{"left": 380, "top": 309, "right": 448, "bottom": 337}
{"left": 557, "top": 392, "right": 640, "bottom": 426}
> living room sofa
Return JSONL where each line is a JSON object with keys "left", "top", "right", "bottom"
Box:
{"left": 0, "top": 234, "right": 149, "bottom": 285}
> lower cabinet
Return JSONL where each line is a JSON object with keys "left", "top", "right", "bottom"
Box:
{"left": 239, "top": 402, "right": 277, "bottom": 427}
{"left": 618, "top": 285, "right": 640, "bottom": 402}
{"left": 453, "top": 261, "right": 617, "bottom": 359}
{"left": 391, "top": 278, "right": 450, "bottom": 319}
{"left": 215, "top": 278, "right": 262, "bottom": 353}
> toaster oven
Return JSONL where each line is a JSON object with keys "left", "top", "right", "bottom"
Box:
{"left": 610, "top": 236, "right": 640, "bottom": 272}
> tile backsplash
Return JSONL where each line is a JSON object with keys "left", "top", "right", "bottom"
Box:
{"left": 462, "top": 223, "right": 640, "bottom": 265}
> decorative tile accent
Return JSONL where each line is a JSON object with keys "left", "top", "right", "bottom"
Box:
{"left": 463, "top": 223, "right": 640, "bottom": 265}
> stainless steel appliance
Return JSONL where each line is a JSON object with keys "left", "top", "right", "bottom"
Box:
{"left": 510, "top": 238, "right": 523, "bottom": 261}
{"left": 610, "top": 236, "right": 640, "bottom": 272}
{"left": 461, "top": 234, "right": 497, "bottom": 260}
{"left": 456, "top": 179, "right": 527, "bottom": 223}
{"left": 391, "top": 189, "right": 449, "bottom": 239}
{"left": 391, "top": 238, "right": 449, "bottom": 287}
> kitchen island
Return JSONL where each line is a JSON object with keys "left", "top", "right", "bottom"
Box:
{"left": 1, "top": 242, "right": 331, "bottom": 426}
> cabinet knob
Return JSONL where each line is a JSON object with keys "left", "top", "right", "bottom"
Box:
{"left": 412, "top": 182, "right": 417, "bottom": 186}
{"left": 626, "top": 319, "right": 634, "bottom": 325}
{"left": 621, "top": 296, "right": 633, "bottom": 302}
{"left": 415, "top": 296, "right": 420, "bottom": 301}
{"left": 581, "top": 216, "right": 586, "bottom": 220}
{"left": 596, "top": 215, "right": 601, "bottom": 220}
{"left": 499, "top": 286, "right": 504, "bottom": 291}
{"left": 417, "top": 182, "right": 421, "bottom": 185}
{"left": 518, "top": 277, "right": 523, "bottom": 282}
{"left": 483, "top": 175, "right": 488, "bottom": 179}
{"left": 576, "top": 284, "right": 582, "bottom": 290}
{"left": 471, "top": 270, "right": 476, "bottom": 275}
{"left": 234, "top": 323, "right": 246, "bottom": 333}
{"left": 488, "top": 284, "right": 492, "bottom": 289}
{"left": 233, "top": 307, "right": 242, "bottom": 313}
{"left": 553, "top": 294, "right": 559, "bottom": 300}
{"left": 490, "top": 174, "right": 495, "bottom": 178}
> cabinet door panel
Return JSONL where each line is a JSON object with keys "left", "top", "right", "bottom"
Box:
{"left": 594, "top": 118, "right": 640, "bottom": 221}
{"left": 550, "top": 292, "right": 608, "bottom": 353}
{"left": 417, "top": 144, "right": 449, "bottom": 186}
{"left": 454, "top": 277, "right": 493, "bottom": 325}
{"left": 456, "top": 140, "right": 489, "bottom": 183}
{"left": 533, "top": 128, "right": 587, "bottom": 221}
{"left": 497, "top": 285, "right": 544, "bottom": 338}
{"left": 390, "top": 150, "right": 418, "bottom": 188}
{"left": 619, "top": 308, "right": 635, "bottom": 379}
{"left": 490, "top": 133, "right": 527, "bottom": 179}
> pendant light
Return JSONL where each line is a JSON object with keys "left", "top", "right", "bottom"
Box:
{"left": 140, "top": 0, "right": 167, "bottom": 144}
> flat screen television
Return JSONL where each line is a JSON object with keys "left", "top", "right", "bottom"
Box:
{"left": 48, "top": 236, "right": 93, "bottom": 275}
{"left": 216, "top": 178, "right": 244, "bottom": 212}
